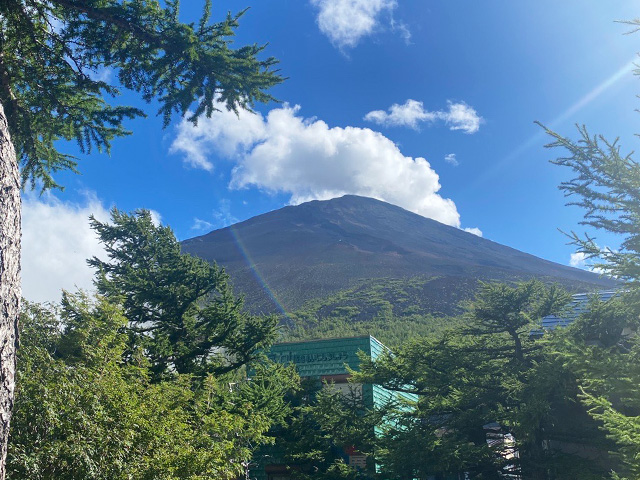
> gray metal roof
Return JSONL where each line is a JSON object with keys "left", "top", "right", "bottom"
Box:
{"left": 541, "top": 290, "right": 618, "bottom": 330}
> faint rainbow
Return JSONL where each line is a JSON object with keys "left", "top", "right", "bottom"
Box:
{"left": 227, "top": 223, "right": 289, "bottom": 316}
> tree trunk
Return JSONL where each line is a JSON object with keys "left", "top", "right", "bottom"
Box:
{"left": 507, "top": 327, "right": 524, "bottom": 362}
{"left": 0, "top": 99, "right": 20, "bottom": 480}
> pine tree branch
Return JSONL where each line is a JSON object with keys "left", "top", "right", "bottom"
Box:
{"left": 51, "top": 0, "right": 162, "bottom": 47}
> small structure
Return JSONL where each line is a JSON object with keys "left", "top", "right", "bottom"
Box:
{"left": 266, "top": 335, "right": 415, "bottom": 409}
{"left": 253, "top": 335, "right": 417, "bottom": 480}
{"left": 541, "top": 291, "right": 617, "bottom": 330}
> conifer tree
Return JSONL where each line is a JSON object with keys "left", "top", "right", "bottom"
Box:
{"left": 539, "top": 37, "right": 640, "bottom": 471}
{"left": 88, "top": 209, "right": 278, "bottom": 380}
{"left": 355, "top": 282, "right": 611, "bottom": 479}
{"left": 264, "top": 380, "right": 380, "bottom": 480}
{"left": 538, "top": 123, "right": 640, "bottom": 306}
{"left": 0, "top": 1, "right": 282, "bottom": 474}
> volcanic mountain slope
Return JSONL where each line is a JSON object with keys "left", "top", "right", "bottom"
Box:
{"left": 181, "top": 195, "right": 615, "bottom": 316}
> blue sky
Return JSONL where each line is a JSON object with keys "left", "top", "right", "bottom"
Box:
{"left": 22, "top": 0, "right": 640, "bottom": 302}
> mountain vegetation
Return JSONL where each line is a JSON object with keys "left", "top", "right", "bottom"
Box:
{"left": 322, "top": 80, "right": 640, "bottom": 480}
{"left": 254, "top": 381, "right": 381, "bottom": 480}
{"left": 281, "top": 277, "right": 464, "bottom": 347}
{"left": 254, "top": 49, "right": 640, "bottom": 480}
{"left": 355, "top": 282, "right": 620, "bottom": 479}
{"left": 537, "top": 106, "right": 640, "bottom": 478}
{"left": 7, "top": 154, "right": 640, "bottom": 479}
{"left": 7, "top": 118, "right": 640, "bottom": 480}
{"left": 88, "top": 210, "right": 278, "bottom": 380}
{"left": 3, "top": 7, "right": 640, "bottom": 479}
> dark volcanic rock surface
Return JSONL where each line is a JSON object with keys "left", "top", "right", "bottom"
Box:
{"left": 181, "top": 195, "right": 615, "bottom": 315}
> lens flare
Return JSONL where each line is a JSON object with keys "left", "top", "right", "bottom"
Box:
{"left": 227, "top": 224, "right": 290, "bottom": 316}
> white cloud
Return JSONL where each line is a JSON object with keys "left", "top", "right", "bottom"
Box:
{"left": 310, "top": 0, "right": 398, "bottom": 49}
{"left": 148, "top": 209, "right": 162, "bottom": 227}
{"left": 21, "top": 193, "right": 110, "bottom": 303}
{"left": 569, "top": 251, "right": 587, "bottom": 268}
{"left": 169, "top": 108, "right": 266, "bottom": 170}
{"left": 212, "top": 199, "right": 238, "bottom": 228}
{"left": 443, "top": 101, "right": 483, "bottom": 134}
{"left": 569, "top": 251, "right": 607, "bottom": 274}
{"left": 444, "top": 153, "right": 459, "bottom": 166}
{"left": 171, "top": 104, "right": 465, "bottom": 228}
{"left": 364, "top": 99, "right": 483, "bottom": 134}
{"left": 364, "top": 99, "right": 435, "bottom": 129}
{"left": 391, "top": 18, "right": 411, "bottom": 44}
{"left": 464, "top": 227, "right": 483, "bottom": 237}
{"left": 22, "top": 195, "right": 166, "bottom": 303}
{"left": 192, "top": 218, "right": 214, "bottom": 232}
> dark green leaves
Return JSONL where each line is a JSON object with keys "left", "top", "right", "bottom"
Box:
{"left": 539, "top": 123, "right": 640, "bottom": 295}
{"left": 0, "top": 0, "right": 283, "bottom": 189}
{"left": 355, "top": 282, "right": 613, "bottom": 479}
{"left": 89, "top": 209, "right": 278, "bottom": 379}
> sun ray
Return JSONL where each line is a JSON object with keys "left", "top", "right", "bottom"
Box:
{"left": 469, "top": 58, "right": 636, "bottom": 191}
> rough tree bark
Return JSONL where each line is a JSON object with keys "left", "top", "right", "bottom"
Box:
{"left": 0, "top": 99, "right": 20, "bottom": 480}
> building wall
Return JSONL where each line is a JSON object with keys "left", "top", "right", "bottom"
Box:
{"left": 266, "top": 336, "right": 372, "bottom": 377}
{"left": 253, "top": 336, "right": 417, "bottom": 479}
{"left": 266, "top": 335, "right": 417, "bottom": 407}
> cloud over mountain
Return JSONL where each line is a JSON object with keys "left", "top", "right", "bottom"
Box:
{"left": 171, "top": 103, "right": 465, "bottom": 228}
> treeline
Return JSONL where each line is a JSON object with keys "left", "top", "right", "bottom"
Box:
{"left": 283, "top": 310, "right": 460, "bottom": 349}
{"left": 337, "top": 117, "right": 640, "bottom": 479}
{"left": 263, "top": 281, "right": 640, "bottom": 480}
{"left": 282, "top": 277, "right": 465, "bottom": 348}
{"left": 9, "top": 213, "right": 640, "bottom": 479}
{"left": 353, "top": 281, "right": 638, "bottom": 479}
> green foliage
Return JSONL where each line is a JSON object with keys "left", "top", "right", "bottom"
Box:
{"left": 261, "top": 380, "right": 380, "bottom": 480}
{"left": 354, "top": 281, "right": 613, "bottom": 479}
{"left": 283, "top": 314, "right": 457, "bottom": 350}
{"left": 463, "top": 281, "right": 571, "bottom": 362}
{"left": 539, "top": 123, "right": 640, "bottom": 304}
{"left": 8, "top": 294, "right": 296, "bottom": 480}
{"left": 7, "top": 211, "right": 300, "bottom": 479}
{"left": 89, "top": 209, "right": 278, "bottom": 379}
{"left": 580, "top": 391, "right": 640, "bottom": 480}
{"left": 540, "top": 65, "right": 640, "bottom": 476}
{"left": 291, "top": 276, "right": 468, "bottom": 321}
{"left": 550, "top": 297, "right": 640, "bottom": 479}
{"left": 283, "top": 277, "right": 463, "bottom": 348}
{"left": 375, "top": 410, "right": 499, "bottom": 480}
{"left": 0, "top": 0, "right": 282, "bottom": 189}
{"left": 1, "top": 4, "right": 282, "bottom": 475}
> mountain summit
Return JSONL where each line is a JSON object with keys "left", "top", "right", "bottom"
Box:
{"left": 181, "top": 195, "right": 614, "bottom": 315}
